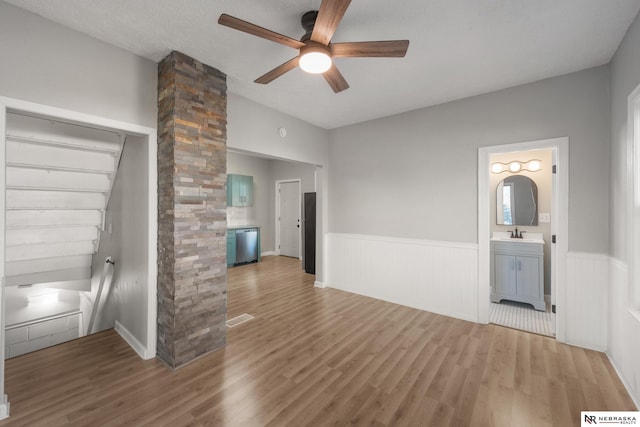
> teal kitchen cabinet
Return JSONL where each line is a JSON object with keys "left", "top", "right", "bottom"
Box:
{"left": 227, "top": 174, "right": 254, "bottom": 207}
{"left": 227, "top": 229, "right": 236, "bottom": 267}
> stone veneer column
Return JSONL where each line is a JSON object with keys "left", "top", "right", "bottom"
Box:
{"left": 157, "top": 51, "right": 227, "bottom": 368}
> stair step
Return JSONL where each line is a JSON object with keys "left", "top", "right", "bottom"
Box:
{"left": 6, "top": 210, "right": 102, "bottom": 228}
{"left": 6, "top": 241, "right": 96, "bottom": 262}
{"left": 15, "top": 279, "right": 91, "bottom": 292}
{"left": 7, "top": 166, "right": 111, "bottom": 192}
{"left": 7, "top": 141, "right": 115, "bottom": 173}
{"left": 6, "top": 226, "right": 98, "bottom": 246}
{"left": 6, "top": 186, "right": 107, "bottom": 194}
{"left": 5, "top": 267, "right": 90, "bottom": 287}
{"left": 7, "top": 113, "right": 122, "bottom": 152}
{"left": 6, "top": 255, "right": 92, "bottom": 276}
{"left": 6, "top": 135, "right": 121, "bottom": 154}
{"left": 6, "top": 162, "right": 114, "bottom": 175}
{"left": 6, "top": 189, "right": 105, "bottom": 210}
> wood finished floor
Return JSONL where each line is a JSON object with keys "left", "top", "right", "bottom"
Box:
{"left": 1, "top": 255, "right": 636, "bottom": 426}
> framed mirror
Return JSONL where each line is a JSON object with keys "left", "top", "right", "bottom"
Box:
{"left": 496, "top": 175, "right": 538, "bottom": 225}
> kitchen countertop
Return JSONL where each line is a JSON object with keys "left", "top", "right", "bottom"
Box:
{"left": 228, "top": 225, "right": 261, "bottom": 230}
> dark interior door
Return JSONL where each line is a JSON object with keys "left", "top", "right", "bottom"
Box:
{"left": 303, "top": 192, "right": 316, "bottom": 274}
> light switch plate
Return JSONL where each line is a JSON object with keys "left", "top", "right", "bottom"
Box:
{"left": 539, "top": 213, "right": 551, "bottom": 223}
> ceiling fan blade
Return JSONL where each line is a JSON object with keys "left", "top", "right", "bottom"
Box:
{"left": 311, "top": 0, "right": 351, "bottom": 45}
{"left": 323, "top": 64, "right": 349, "bottom": 93}
{"left": 255, "top": 56, "right": 300, "bottom": 84}
{"left": 330, "top": 40, "right": 409, "bottom": 58}
{"left": 218, "top": 14, "right": 304, "bottom": 49}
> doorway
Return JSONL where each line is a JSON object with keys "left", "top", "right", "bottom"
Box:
{"left": 276, "top": 180, "right": 301, "bottom": 258}
{"left": 488, "top": 148, "right": 555, "bottom": 336}
{"left": 0, "top": 96, "right": 158, "bottom": 418}
{"left": 478, "top": 137, "right": 569, "bottom": 342}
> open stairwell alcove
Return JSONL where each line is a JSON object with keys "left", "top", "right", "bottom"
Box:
{"left": 0, "top": 96, "right": 158, "bottom": 419}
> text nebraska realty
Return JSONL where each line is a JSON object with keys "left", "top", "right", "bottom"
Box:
{"left": 587, "top": 415, "right": 637, "bottom": 425}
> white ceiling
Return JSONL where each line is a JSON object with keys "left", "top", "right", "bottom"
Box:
{"left": 6, "top": 0, "right": 640, "bottom": 129}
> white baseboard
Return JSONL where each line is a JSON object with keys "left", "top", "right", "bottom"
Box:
{"left": 261, "top": 251, "right": 276, "bottom": 257}
{"left": 0, "top": 394, "right": 9, "bottom": 420}
{"left": 607, "top": 353, "right": 640, "bottom": 410}
{"left": 314, "top": 281, "right": 326, "bottom": 288}
{"left": 115, "top": 320, "right": 151, "bottom": 360}
{"left": 564, "top": 339, "right": 607, "bottom": 353}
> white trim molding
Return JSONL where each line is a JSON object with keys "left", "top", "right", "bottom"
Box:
{"left": 115, "top": 320, "right": 152, "bottom": 360}
{"left": 314, "top": 281, "right": 326, "bottom": 289}
{"left": 608, "top": 257, "right": 640, "bottom": 408}
{"left": 0, "top": 394, "right": 8, "bottom": 420}
{"left": 326, "top": 233, "right": 479, "bottom": 322}
{"left": 628, "top": 82, "right": 640, "bottom": 308}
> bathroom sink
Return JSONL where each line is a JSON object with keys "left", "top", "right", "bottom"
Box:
{"left": 491, "top": 231, "right": 544, "bottom": 244}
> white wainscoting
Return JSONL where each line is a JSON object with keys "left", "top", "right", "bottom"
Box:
{"left": 326, "top": 233, "right": 479, "bottom": 322}
{"left": 608, "top": 258, "right": 640, "bottom": 408}
{"left": 565, "top": 252, "right": 608, "bottom": 351}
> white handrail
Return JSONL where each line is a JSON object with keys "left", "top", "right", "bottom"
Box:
{"left": 86, "top": 257, "right": 115, "bottom": 334}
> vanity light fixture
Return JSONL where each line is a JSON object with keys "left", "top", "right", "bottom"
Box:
{"left": 526, "top": 160, "right": 541, "bottom": 171}
{"left": 491, "top": 159, "right": 543, "bottom": 174}
{"left": 508, "top": 161, "right": 522, "bottom": 173}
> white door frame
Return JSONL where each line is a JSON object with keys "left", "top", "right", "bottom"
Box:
{"left": 0, "top": 96, "right": 157, "bottom": 418}
{"left": 628, "top": 82, "right": 640, "bottom": 308}
{"left": 275, "top": 179, "right": 302, "bottom": 258}
{"left": 478, "top": 137, "right": 569, "bottom": 343}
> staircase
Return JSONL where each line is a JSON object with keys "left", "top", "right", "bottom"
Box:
{"left": 4, "top": 113, "right": 124, "bottom": 291}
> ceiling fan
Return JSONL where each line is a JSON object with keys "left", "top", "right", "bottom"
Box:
{"left": 218, "top": 0, "right": 409, "bottom": 93}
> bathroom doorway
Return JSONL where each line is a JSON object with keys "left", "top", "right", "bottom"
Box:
{"left": 488, "top": 148, "right": 555, "bottom": 336}
{"left": 478, "top": 137, "right": 569, "bottom": 342}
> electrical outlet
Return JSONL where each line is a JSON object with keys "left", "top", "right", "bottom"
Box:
{"left": 539, "top": 213, "right": 551, "bottom": 223}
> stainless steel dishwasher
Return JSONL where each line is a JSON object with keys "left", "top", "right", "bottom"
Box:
{"left": 235, "top": 228, "right": 258, "bottom": 264}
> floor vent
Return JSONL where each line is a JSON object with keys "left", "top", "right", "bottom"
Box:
{"left": 226, "top": 313, "right": 254, "bottom": 328}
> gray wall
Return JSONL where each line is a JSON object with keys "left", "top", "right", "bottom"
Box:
{"left": 329, "top": 66, "right": 610, "bottom": 253}
{"left": 0, "top": 2, "right": 157, "bottom": 128}
{"left": 227, "top": 94, "right": 329, "bottom": 167}
{"left": 87, "top": 136, "right": 149, "bottom": 343}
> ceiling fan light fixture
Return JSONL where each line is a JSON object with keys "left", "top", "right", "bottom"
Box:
{"left": 299, "top": 45, "right": 332, "bottom": 74}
